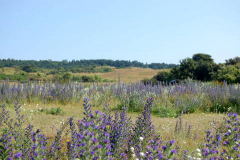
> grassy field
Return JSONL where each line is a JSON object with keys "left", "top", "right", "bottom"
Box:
{"left": 0, "top": 67, "right": 165, "bottom": 83}
{"left": 1, "top": 72, "right": 239, "bottom": 159}
{"left": 74, "top": 67, "right": 167, "bottom": 83}
{"left": 4, "top": 101, "right": 225, "bottom": 153}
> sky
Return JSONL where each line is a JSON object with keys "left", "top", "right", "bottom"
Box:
{"left": 0, "top": 0, "right": 239, "bottom": 64}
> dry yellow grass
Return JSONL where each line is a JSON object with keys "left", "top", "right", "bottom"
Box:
{"left": 4, "top": 102, "right": 225, "bottom": 153}
{"left": 1, "top": 66, "right": 167, "bottom": 83}
{"left": 75, "top": 67, "right": 168, "bottom": 83}
{"left": 1, "top": 67, "right": 16, "bottom": 75}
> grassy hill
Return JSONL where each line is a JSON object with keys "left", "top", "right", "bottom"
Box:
{"left": 74, "top": 67, "right": 168, "bottom": 83}
{"left": 0, "top": 66, "right": 167, "bottom": 83}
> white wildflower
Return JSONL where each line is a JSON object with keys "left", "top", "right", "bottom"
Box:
{"left": 197, "top": 153, "right": 201, "bottom": 157}
{"left": 140, "top": 152, "right": 145, "bottom": 157}
{"left": 132, "top": 154, "right": 136, "bottom": 157}
{"left": 228, "top": 129, "right": 231, "bottom": 133}
{"left": 130, "top": 147, "right": 134, "bottom": 152}
{"left": 139, "top": 137, "right": 144, "bottom": 141}
{"left": 196, "top": 149, "right": 201, "bottom": 152}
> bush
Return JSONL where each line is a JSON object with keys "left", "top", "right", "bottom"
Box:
{"left": 46, "top": 107, "right": 64, "bottom": 115}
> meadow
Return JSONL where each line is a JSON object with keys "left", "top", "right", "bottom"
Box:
{"left": 0, "top": 78, "right": 240, "bottom": 159}
{"left": 0, "top": 67, "right": 164, "bottom": 83}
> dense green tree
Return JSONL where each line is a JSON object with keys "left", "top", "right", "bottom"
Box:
{"left": 215, "top": 65, "right": 240, "bottom": 83}
{"left": 169, "top": 66, "right": 181, "bottom": 79}
{"left": 225, "top": 57, "right": 240, "bottom": 65}
{"left": 21, "top": 64, "right": 38, "bottom": 72}
{"left": 192, "top": 53, "right": 214, "bottom": 63}
{"left": 153, "top": 71, "right": 171, "bottom": 82}
{"left": 178, "top": 58, "right": 196, "bottom": 79}
{"left": 192, "top": 53, "right": 216, "bottom": 81}
{"left": 194, "top": 61, "right": 218, "bottom": 81}
{"left": 55, "top": 72, "right": 73, "bottom": 83}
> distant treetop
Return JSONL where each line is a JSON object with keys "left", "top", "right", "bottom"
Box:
{"left": 0, "top": 59, "right": 177, "bottom": 70}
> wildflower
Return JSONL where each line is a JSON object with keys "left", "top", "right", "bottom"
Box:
{"left": 15, "top": 152, "right": 22, "bottom": 158}
{"left": 171, "top": 149, "right": 177, "bottom": 154}
{"left": 139, "top": 137, "right": 144, "bottom": 141}
{"left": 197, "top": 153, "right": 201, "bottom": 157}
{"left": 187, "top": 156, "right": 192, "bottom": 158}
{"left": 130, "top": 147, "right": 134, "bottom": 152}
{"left": 162, "top": 145, "right": 167, "bottom": 150}
{"left": 170, "top": 139, "right": 175, "bottom": 145}
{"left": 196, "top": 149, "right": 201, "bottom": 152}
{"left": 140, "top": 152, "right": 145, "bottom": 157}
{"left": 132, "top": 154, "right": 136, "bottom": 157}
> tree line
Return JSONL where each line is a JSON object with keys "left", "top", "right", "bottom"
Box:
{"left": 144, "top": 54, "right": 240, "bottom": 84}
{"left": 0, "top": 59, "right": 177, "bottom": 72}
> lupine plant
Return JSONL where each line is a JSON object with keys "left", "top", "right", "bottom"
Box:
{"left": 0, "top": 98, "right": 240, "bottom": 159}
{"left": 198, "top": 113, "right": 240, "bottom": 160}
{"left": 0, "top": 80, "right": 240, "bottom": 115}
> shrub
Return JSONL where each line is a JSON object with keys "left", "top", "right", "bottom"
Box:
{"left": 46, "top": 107, "right": 64, "bottom": 115}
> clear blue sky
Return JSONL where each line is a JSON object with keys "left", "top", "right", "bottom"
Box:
{"left": 0, "top": 0, "right": 239, "bottom": 64}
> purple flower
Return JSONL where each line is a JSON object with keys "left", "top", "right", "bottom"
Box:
{"left": 171, "top": 149, "right": 177, "bottom": 154}
{"left": 162, "top": 145, "right": 167, "bottom": 150}
{"left": 170, "top": 139, "right": 175, "bottom": 145}
{"left": 96, "top": 145, "right": 102, "bottom": 149}
{"left": 80, "top": 143, "right": 86, "bottom": 147}
{"left": 92, "top": 137, "right": 98, "bottom": 143}
{"left": 15, "top": 152, "right": 22, "bottom": 158}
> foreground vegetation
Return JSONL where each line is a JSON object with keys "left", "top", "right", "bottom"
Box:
{"left": 1, "top": 80, "right": 239, "bottom": 115}
{"left": 0, "top": 98, "right": 240, "bottom": 159}
{"left": 0, "top": 79, "right": 239, "bottom": 159}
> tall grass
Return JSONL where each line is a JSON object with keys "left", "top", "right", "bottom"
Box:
{"left": 0, "top": 80, "right": 239, "bottom": 116}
